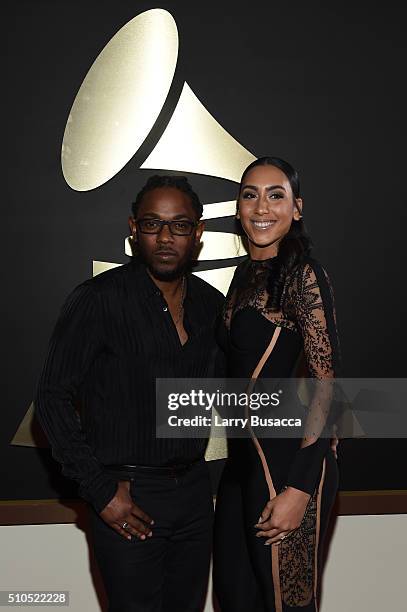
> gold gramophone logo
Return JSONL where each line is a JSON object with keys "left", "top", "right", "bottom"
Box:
{"left": 12, "top": 8, "right": 256, "bottom": 460}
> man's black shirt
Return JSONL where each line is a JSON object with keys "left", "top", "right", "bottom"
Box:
{"left": 35, "top": 257, "right": 224, "bottom": 513}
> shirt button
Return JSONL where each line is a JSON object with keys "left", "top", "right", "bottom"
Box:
{"left": 163, "top": 306, "right": 168, "bottom": 312}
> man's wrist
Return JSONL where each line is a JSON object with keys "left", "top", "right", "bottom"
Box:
{"left": 79, "top": 472, "right": 119, "bottom": 514}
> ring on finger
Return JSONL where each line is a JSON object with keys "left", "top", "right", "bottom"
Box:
{"left": 121, "top": 521, "right": 129, "bottom": 530}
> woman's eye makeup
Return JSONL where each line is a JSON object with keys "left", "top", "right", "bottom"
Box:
{"left": 269, "top": 191, "right": 284, "bottom": 199}
{"left": 241, "top": 190, "right": 285, "bottom": 200}
{"left": 241, "top": 190, "right": 256, "bottom": 199}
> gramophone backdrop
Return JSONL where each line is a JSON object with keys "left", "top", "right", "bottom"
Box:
{"left": 3, "top": 0, "right": 407, "bottom": 508}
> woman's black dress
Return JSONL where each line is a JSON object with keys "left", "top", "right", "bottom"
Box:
{"left": 213, "top": 255, "right": 340, "bottom": 612}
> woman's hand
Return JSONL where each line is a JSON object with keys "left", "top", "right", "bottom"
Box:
{"left": 254, "top": 486, "right": 310, "bottom": 545}
{"left": 330, "top": 424, "right": 339, "bottom": 459}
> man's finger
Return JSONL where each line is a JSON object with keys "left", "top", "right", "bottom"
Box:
{"left": 130, "top": 518, "right": 153, "bottom": 537}
{"left": 130, "top": 504, "right": 154, "bottom": 526}
{"left": 111, "top": 523, "right": 133, "bottom": 541}
{"left": 123, "top": 516, "right": 153, "bottom": 538}
{"left": 115, "top": 519, "right": 152, "bottom": 540}
{"left": 118, "top": 480, "right": 154, "bottom": 525}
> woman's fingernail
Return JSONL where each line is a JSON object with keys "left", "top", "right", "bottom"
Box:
{"left": 264, "top": 541, "right": 271, "bottom": 546}
{"left": 258, "top": 516, "right": 263, "bottom": 523}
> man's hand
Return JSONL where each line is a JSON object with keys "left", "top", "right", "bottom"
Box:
{"left": 254, "top": 487, "right": 310, "bottom": 545}
{"left": 99, "top": 480, "right": 154, "bottom": 541}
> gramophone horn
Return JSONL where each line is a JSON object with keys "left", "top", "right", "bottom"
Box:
{"left": 140, "top": 82, "right": 254, "bottom": 181}
{"left": 61, "top": 8, "right": 254, "bottom": 191}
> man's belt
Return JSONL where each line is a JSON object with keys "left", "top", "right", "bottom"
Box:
{"left": 104, "top": 458, "right": 203, "bottom": 476}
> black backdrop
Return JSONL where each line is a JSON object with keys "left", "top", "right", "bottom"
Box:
{"left": 3, "top": 0, "right": 407, "bottom": 504}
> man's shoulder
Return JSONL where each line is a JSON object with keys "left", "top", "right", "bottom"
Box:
{"left": 80, "top": 262, "right": 132, "bottom": 295}
{"left": 188, "top": 272, "right": 225, "bottom": 306}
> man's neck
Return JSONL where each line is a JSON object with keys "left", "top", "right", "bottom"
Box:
{"left": 146, "top": 268, "right": 185, "bottom": 299}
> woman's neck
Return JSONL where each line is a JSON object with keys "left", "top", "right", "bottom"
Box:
{"left": 248, "top": 244, "right": 279, "bottom": 262}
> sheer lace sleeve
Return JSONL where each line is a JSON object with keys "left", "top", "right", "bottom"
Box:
{"left": 285, "top": 259, "right": 341, "bottom": 495}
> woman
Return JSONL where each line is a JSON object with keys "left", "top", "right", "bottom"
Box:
{"left": 213, "top": 157, "right": 340, "bottom": 612}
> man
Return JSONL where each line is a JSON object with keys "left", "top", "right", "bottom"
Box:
{"left": 35, "top": 175, "right": 225, "bottom": 612}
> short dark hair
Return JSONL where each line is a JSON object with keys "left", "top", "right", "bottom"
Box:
{"left": 131, "top": 175, "right": 203, "bottom": 219}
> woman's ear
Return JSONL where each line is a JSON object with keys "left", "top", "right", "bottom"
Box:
{"left": 294, "top": 198, "right": 303, "bottom": 220}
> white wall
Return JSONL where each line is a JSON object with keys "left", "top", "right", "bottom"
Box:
{"left": 0, "top": 515, "right": 405, "bottom": 611}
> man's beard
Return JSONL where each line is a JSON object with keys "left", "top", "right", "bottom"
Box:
{"left": 148, "top": 262, "right": 190, "bottom": 281}
{"left": 136, "top": 244, "right": 194, "bottom": 281}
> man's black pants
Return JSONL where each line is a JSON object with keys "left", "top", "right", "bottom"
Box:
{"left": 89, "top": 459, "right": 213, "bottom": 612}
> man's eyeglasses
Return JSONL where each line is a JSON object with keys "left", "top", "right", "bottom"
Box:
{"left": 136, "top": 218, "right": 198, "bottom": 236}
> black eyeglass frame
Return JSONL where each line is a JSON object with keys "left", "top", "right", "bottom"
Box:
{"left": 135, "top": 218, "right": 198, "bottom": 236}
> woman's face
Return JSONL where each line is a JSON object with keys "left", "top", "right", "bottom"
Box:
{"left": 237, "top": 165, "right": 302, "bottom": 259}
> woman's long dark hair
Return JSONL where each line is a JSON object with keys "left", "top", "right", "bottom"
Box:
{"left": 238, "top": 156, "right": 312, "bottom": 311}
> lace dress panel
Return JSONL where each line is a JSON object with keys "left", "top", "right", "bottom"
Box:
{"left": 222, "top": 259, "right": 297, "bottom": 334}
{"left": 278, "top": 486, "right": 318, "bottom": 607}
